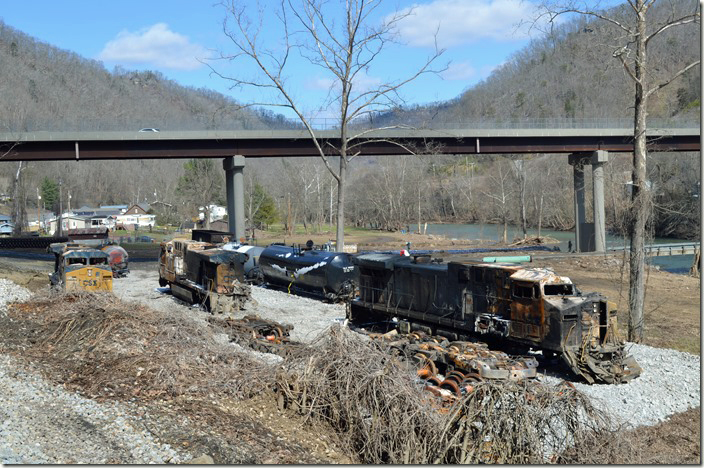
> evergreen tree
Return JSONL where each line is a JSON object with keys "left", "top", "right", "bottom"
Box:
{"left": 251, "top": 183, "right": 277, "bottom": 229}
{"left": 40, "top": 177, "right": 59, "bottom": 212}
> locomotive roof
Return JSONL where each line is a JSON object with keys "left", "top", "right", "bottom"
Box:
{"left": 188, "top": 247, "right": 247, "bottom": 264}
{"left": 63, "top": 249, "right": 110, "bottom": 259}
{"left": 509, "top": 267, "right": 572, "bottom": 284}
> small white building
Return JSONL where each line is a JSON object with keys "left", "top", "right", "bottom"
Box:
{"left": 198, "top": 204, "right": 227, "bottom": 223}
{"left": 48, "top": 215, "right": 89, "bottom": 234}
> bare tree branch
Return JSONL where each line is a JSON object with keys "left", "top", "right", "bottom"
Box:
{"left": 645, "top": 59, "right": 701, "bottom": 99}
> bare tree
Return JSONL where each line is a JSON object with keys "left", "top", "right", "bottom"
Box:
{"left": 535, "top": 0, "right": 700, "bottom": 342}
{"left": 176, "top": 159, "right": 223, "bottom": 230}
{"left": 483, "top": 159, "right": 515, "bottom": 244}
{"left": 10, "top": 161, "right": 27, "bottom": 235}
{"left": 511, "top": 158, "right": 528, "bottom": 238}
{"left": 211, "top": 0, "right": 444, "bottom": 250}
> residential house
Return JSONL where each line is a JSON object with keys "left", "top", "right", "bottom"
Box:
{"left": 0, "top": 221, "right": 13, "bottom": 235}
{"left": 116, "top": 203, "right": 155, "bottom": 230}
{"left": 48, "top": 214, "right": 89, "bottom": 234}
{"left": 100, "top": 204, "right": 128, "bottom": 213}
{"left": 198, "top": 204, "right": 227, "bottom": 223}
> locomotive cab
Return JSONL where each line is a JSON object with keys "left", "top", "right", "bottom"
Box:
{"left": 49, "top": 247, "right": 114, "bottom": 292}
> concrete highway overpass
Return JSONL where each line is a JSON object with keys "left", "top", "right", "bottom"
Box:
{"left": 0, "top": 127, "right": 699, "bottom": 250}
{"left": 0, "top": 128, "right": 698, "bottom": 161}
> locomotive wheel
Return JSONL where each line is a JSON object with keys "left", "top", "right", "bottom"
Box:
{"left": 158, "top": 277, "right": 168, "bottom": 287}
{"left": 425, "top": 376, "right": 442, "bottom": 387}
{"left": 440, "top": 379, "right": 461, "bottom": 396}
{"left": 443, "top": 370, "right": 467, "bottom": 385}
{"left": 462, "top": 373, "right": 484, "bottom": 383}
{"left": 413, "top": 353, "right": 437, "bottom": 376}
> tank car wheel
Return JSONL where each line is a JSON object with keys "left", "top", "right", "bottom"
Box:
{"left": 413, "top": 353, "right": 437, "bottom": 376}
{"left": 440, "top": 378, "right": 461, "bottom": 396}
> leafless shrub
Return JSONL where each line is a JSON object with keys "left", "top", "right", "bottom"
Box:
{"left": 276, "top": 326, "right": 629, "bottom": 464}
{"left": 4, "top": 290, "right": 272, "bottom": 400}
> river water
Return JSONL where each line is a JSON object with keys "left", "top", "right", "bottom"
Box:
{"left": 424, "top": 223, "right": 695, "bottom": 274}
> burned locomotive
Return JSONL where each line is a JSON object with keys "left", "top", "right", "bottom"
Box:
{"left": 255, "top": 243, "right": 358, "bottom": 301}
{"left": 158, "top": 238, "right": 251, "bottom": 314}
{"left": 48, "top": 243, "right": 114, "bottom": 292}
{"left": 347, "top": 254, "right": 641, "bottom": 384}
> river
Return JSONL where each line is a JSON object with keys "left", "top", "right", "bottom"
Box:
{"left": 424, "top": 223, "right": 695, "bottom": 275}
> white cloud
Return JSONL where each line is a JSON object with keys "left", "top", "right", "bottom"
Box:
{"left": 98, "top": 23, "right": 207, "bottom": 70}
{"left": 441, "top": 61, "right": 476, "bottom": 80}
{"left": 392, "top": 0, "right": 535, "bottom": 48}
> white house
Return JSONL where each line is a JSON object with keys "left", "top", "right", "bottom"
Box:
{"left": 198, "top": 204, "right": 227, "bottom": 223}
{"left": 114, "top": 203, "right": 156, "bottom": 230}
{"left": 48, "top": 215, "right": 89, "bottom": 234}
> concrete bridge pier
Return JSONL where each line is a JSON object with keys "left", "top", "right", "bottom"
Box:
{"left": 223, "top": 155, "right": 246, "bottom": 242}
{"left": 568, "top": 150, "right": 608, "bottom": 252}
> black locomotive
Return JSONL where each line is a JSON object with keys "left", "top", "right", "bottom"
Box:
{"left": 255, "top": 243, "right": 358, "bottom": 301}
{"left": 347, "top": 253, "right": 641, "bottom": 384}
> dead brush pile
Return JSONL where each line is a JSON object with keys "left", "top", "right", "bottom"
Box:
{"left": 276, "top": 326, "right": 632, "bottom": 464}
{"left": 2, "top": 290, "right": 270, "bottom": 401}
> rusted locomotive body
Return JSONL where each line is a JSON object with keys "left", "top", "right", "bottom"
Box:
{"left": 348, "top": 254, "right": 641, "bottom": 384}
{"left": 256, "top": 244, "right": 358, "bottom": 301}
{"left": 158, "top": 239, "right": 251, "bottom": 314}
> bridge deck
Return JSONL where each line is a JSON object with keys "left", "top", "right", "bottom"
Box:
{"left": 0, "top": 128, "right": 699, "bottom": 161}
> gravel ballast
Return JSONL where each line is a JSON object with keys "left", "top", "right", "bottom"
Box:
{"left": 0, "top": 272, "right": 699, "bottom": 462}
{"left": 543, "top": 343, "right": 700, "bottom": 428}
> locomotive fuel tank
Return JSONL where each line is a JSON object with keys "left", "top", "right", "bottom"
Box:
{"left": 258, "top": 244, "right": 357, "bottom": 301}
{"left": 348, "top": 253, "right": 641, "bottom": 384}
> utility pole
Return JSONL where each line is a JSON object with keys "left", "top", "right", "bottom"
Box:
{"left": 57, "top": 179, "right": 63, "bottom": 237}
{"left": 36, "top": 188, "right": 41, "bottom": 234}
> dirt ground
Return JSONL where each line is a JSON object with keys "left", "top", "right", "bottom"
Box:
{"left": 0, "top": 233, "right": 699, "bottom": 464}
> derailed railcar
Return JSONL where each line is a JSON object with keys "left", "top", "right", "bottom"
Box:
{"left": 48, "top": 243, "right": 113, "bottom": 292}
{"left": 100, "top": 243, "right": 129, "bottom": 277}
{"left": 348, "top": 254, "right": 641, "bottom": 384}
{"left": 159, "top": 238, "right": 250, "bottom": 313}
{"left": 222, "top": 242, "right": 266, "bottom": 281}
{"left": 257, "top": 243, "right": 357, "bottom": 301}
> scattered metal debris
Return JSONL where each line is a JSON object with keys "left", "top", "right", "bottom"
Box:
{"left": 209, "top": 315, "right": 302, "bottom": 357}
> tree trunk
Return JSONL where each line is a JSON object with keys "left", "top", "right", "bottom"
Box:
{"left": 628, "top": 5, "right": 648, "bottom": 343}
{"left": 11, "top": 162, "right": 26, "bottom": 236}
{"left": 336, "top": 156, "right": 346, "bottom": 251}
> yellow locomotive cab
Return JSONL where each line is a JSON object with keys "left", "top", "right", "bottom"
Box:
{"left": 49, "top": 245, "right": 114, "bottom": 292}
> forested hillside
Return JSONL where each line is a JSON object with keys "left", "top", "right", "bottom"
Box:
{"left": 379, "top": 1, "right": 699, "bottom": 125}
{"left": 0, "top": 1, "right": 700, "bottom": 240}
{"left": 0, "top": 20, "right": 285, "bottom": 131}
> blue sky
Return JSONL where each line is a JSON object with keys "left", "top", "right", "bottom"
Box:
{"left": 1, "top": 0, "right": 558, "bottom": 120}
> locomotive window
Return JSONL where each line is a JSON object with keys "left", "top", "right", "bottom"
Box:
{"left": 544, "top": 284, "right": 574, "bottom": 296}
{"left": 473, "top": 268, "right": 483, "bottom": 283}
{"left": 67, "top": 258, "right": 87, "bottom": 265}
{"left": 512, "top": 284, "right": 533, "bottom": 298}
